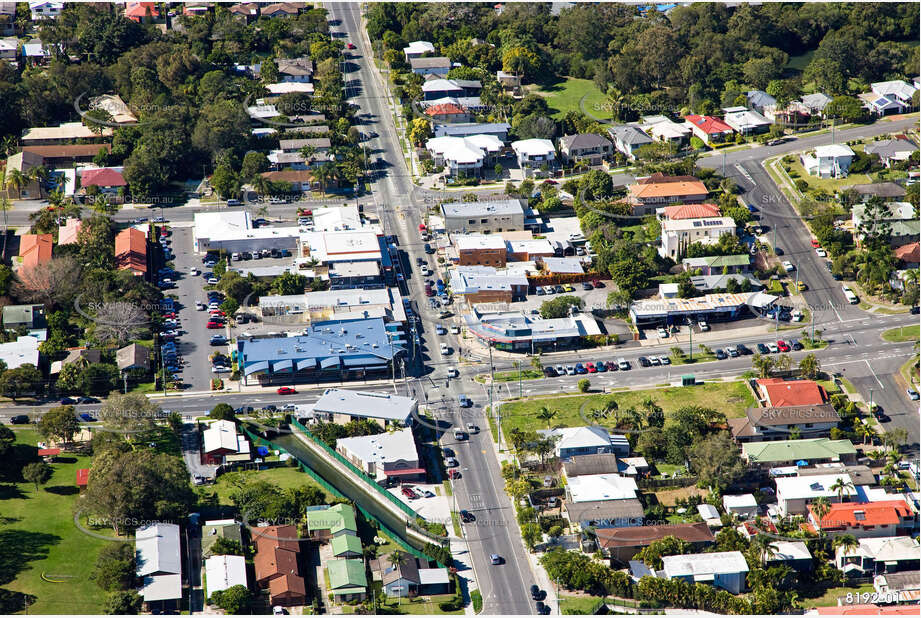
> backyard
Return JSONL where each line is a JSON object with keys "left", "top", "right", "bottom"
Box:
{"left": 208, "top": 464, "right": 336, "bottom": 506}
{"left": 531, "top": 77, "right": 614, "bottom": 121}
{"left": 498, "top": 381, "right": 756, "bottom": 435}
{"left": 0, "top": 429, "right": 109, "bottom": 615}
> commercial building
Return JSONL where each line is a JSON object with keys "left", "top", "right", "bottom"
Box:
{"left": 775, "top": 473, "right": 858, "bottom": 516}
{"left": 449, "top": 266, "right": 529, "bottom": 303}
{"left": 136, "top": 523, "right": 182, "bottom": 606}
{"left": 259, "top": 287, "right": 406, "bottom": 324}
{"left": 463, "top": 310, "right": 601, "bottom": 351}
{"left": 298, "top": 230, "right": 383, "bottom": 265}
{"left": 658, "top": 216, "right": 737, "bottom": 259}
{"left": 236, "top": 318, "right": 404, "bottom": 386}
{"left": 628, "top": 291, "right": 775, "bottom": 327}
{"left": 336, "top": 427, "right": 424, "bottom": 484}
{"left": 308, "top": 388, "right": 416, "bottom": 427}
{"left": 660, "top": 551, "right": 750, "bottom": 594}
{"left": 454, "top": 234, "right": 507, "bottom": 267}
{"left": 193, "top": 210, "right": 299, "bottom": 254}
{"left": 596, "top": 523, "right": 714, "bottom": 564}
{"left": 440, "top": 198, "right": 527, "bottom": 234}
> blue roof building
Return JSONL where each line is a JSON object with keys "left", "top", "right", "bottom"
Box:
{"left": 236, "top": 317, "right": 404, "bottom": 385}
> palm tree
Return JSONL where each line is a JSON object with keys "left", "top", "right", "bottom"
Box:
{"left": 387, "top": 549, "right": 406, "bottom": 567}
{"left": 251, "top": 175, "right": 271, "bottom": 201}
{"left": 751, "top": 353, "right": 775, "bottom": 379}
{"left": 829, "top": 478, "right": 854, "bottom": 503}
{"left": 752, "top": 534, "right": 778, "bottom": 566}
{"left": 775, "top": 353, "right": 792, "bottom": 372}
{"left": 312, "top": 162, "right": 336, "bottom": 194}
{"left": 831, "top": 534, "right": 858, "bottom": 565}
{"left": 798, "top": 353, "right": 820, "bottom": 379}
{"left": 811, "top": 496, "right": 831, "bottom": 525}
{"left": 535, "top": 406, "right": 557, "bottom": 429}
{"left": 6, "top": 168, "right": 26, "bottom": 198}
{"left": 855, "top": 422, "right": 874, "bottom": 446}
{"left": 29, "top": 165, "right": 49, "bottom": 199}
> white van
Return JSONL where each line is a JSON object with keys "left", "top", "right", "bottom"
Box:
{"left": 842, "top": 286, "right": 858, "bottom": 304}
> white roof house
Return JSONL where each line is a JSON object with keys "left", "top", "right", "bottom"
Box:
{"left": 265, "top": 82, "right": 314, "bottom": 95}
{"left": 567, "top": 474, "right": 638, "bottom": 503}
{"left": 722, "top": 108, "right": 771, "bottom": 134}
{"left": 310, "top": 205, "right": 364, "bottom": 232}
{"left": 202, "top": 420, "right": 239, "bottom": 454}
{"left": 336, "top": 427, "right": 417, "bottom": 467}
{"left": 766, "top": 541, "right": 811, "bottom": 563}
{"left": 403, "top": 40, "right": 435, "bottom": 58}
{"left": 0, "top": 335, "right": 40, "bottom": 369}
{"left": 310, "top": 388, "right": 417, "bottom": 425}
{"left": 136, "top": 523, "right": 182, "bottom": 602}
{"left": 454, "top": 234, "right": 507, "bottom": 252}
{"left": 661, "top": 551, "right": 749, "bottom": 593}
{"left": 697, "top": 503, "right": 722, "bottom": 525}
{"left": 871, "top": 80, "right": 917, "bottom": 104}
{"left": 801, "top": 144, "right": 855, "bottom": 179}
{"left": 511, "top": 139, "right": 556, "bottom": 165}
{"left": 204, "top": 554, "right": 247, "bottom": 598}
{"left": 538, "top": 425, "right": 619, "bottom": 459}
{"left": 775, "top": 473, "right": 858, "bottom": 516}
{"left": 722, "top": 494, "right": 758, "bottom": 518}
{"left": 801, "top": 93, "right": 833, "bottom": 114}
{"left": 21, "top": 121, "right": 112, "bottom": 143}
{"left": 640, "top": 115, "right": 692, "bottom": 142}
{"left": 836, "top": 536, "right": 919, "bottom": 573}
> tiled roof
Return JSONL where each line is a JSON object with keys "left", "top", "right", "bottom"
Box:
{"left": 662, "top": 203, "right": 721, "bottom": 220}
{"left": 81, "top": 167, "right": 126, "bottom": 187}
{"left": 596, "top": 522, "right": 714, "bottom": 549}
{"left": 684, "top": 114, "right": 733, "bottom": 134}
{"left": 19, "top": 233, "right": 53, "bottom": 270}
{"left": 757, "top": 378, "right": 827, "bottom": 407}
{"left": 628, "top": 180, "right": 708, "bottom": 199}
{"left": 114, "top": 227, "right": 147, "bottom": 274}
{"left": 426, "top": 103, "right": 466, "bottom": 117}
{"left": 811, "top": 500, "right": 913, "bottom": 530}
{"left": 894, "top": 242, "right": 920, "bottom": 263}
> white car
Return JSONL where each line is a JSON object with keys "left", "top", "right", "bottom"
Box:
{"left": 566, "top": 365, "right": 576, "bottom": 375}
{"left": 815, "top": 248, "right": 827, "bottom": 257}
{"left": 466, "top": 422, "right": 478, "bottom": 434}
{"left": 657, "top": 327, "right": 669, "bottom": 338}
{"left": 207, "top": 276, "right": 219, "bottom": 284}
{"left": 189, "top": 267, "right": 199, "bottom": 276}
{"left": 768, "top": 342, "right": 779, "bottom": 353}
{"left": 440, "top": 342, "right": 449, "bottom": 355}
{"left": 196, "top": 302, "right": 206, "bottom": 311}
{"left": 212, "top": 365, "right": 231, "bottom": 373}
{"left": 421, "top": 266, "right": 430, "bottom": 276}
{"left": 446, "top": 367, "right": 459, "bottom": 378}
{"left": 556, "top": 364, "right": 565, "bottom": 375}
{"left": 231, "top": 253, "right": 241, "bottom": 261}
{"left": 782, "top": 261, "right": 795, "bottom": 272}
{"left": 698, "top": 320, "right": 709, "bottom": 331}
{"left": 450, "top": 325, "right": 460, "bottom": 335}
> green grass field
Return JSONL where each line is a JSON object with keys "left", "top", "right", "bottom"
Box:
{"left": 800, "top": 583, "right": 874, "bottom": 609}
{"left": 785, "top": 50, "right": 815, "bottom": 72}
{"left": 533, "top": 77, "right": 614, "bottom": 121}
{"left": 0, "top": 429, "right": 110, "bottom": 614}
{"left": 208, "top": 465, "right": 335, "bottom": 505}
{"left": 498, "top": 381, "right": 756, "bottom": 435}
{"left": 786, "top": 159, "right": 872, "bottom": 193}
{"left": 882, "top": 324, "right": 919, "bottom": 343}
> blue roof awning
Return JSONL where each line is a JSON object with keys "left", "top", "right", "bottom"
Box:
{"left": 273, "top": 359, "right": 293, "bottom": 372}
{"left": 244, "top": 360, "right": 269, "bottom": 376}
{"left": 320, "top": 357, "right": 339, "bottom": 369}
{"left": 343, "top": 355, "right": 386, "bottom": 367}
{"left": 296, "top": 358, "right": 316, "bottom": 371}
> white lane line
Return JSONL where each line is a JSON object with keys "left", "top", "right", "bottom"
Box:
{"left": 865, "top": 360, "right": 885, "bottom": 389}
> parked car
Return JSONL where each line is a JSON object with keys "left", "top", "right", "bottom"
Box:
{"left": 594, "top": 361, "right": 607, "bottom": 373}
{"left": 792, "top": 339, "right": 804, "bottom": 351}
{"left": 9, "top": 415, "right": 29, "bottom": 424}
{"left": 79, "top": 413, "right": 97, "bottom": 422}
{"left": 638, "top": 356, "right": 650, "bottom": 367}
{"left": 726, "top": 346, "right": 739, "bottom": 358}
{"left": 460, "top": 510, "right": 475, "bottom": 523}
{"left": 907, "top": 388, "right": 920, "bottom": 401}
{"left": 445, "top": 457, "right": 459, "bottom": 467}
{"left": 543, "top": 366, "right": 558, "bottom": 377}
{"left": 582, "top": 282, "right": 593, "bottom": 291}
{"left": 777, "top": 340, "right": 790, "bottom": 352}
{"left": 466, "top": 423, "right": 478, "bottom": 434}
{"left": 276, "top": 387, "right": 297, "bottom": 395}
{"left": 649, "top": 356, "right": 660, "bottom": 366}
{"left": 401, "top": 486, "right": 418, "bottom": 500}
{"left": 657, "top": 327, "right": 669, "bottom": 338}
{"left": 60, "top": 397, "right": 77, "bottom": 405}
{"left": 585, "top": 362, "right": 596, "bottom": 373}
{"left": 604, "top": 361, "right": 617, "bottom": 371}
{"left": 574, "top": 363, "right": 587, "bottom": 374}
{"left": 617, "top": 358, "right": 630, "bottom": 370}
{"left": 757, "top": 343, "right": 770, "bottom": 354}
{"left": 659, "top": 355, "right": 671, "bottom": 365}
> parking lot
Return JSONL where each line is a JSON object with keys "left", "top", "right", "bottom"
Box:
{"left": 388, "top": 482, "right": 452, "bottom": 524}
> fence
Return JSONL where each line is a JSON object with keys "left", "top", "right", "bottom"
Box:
{"left": 636, "top": 476, "right": 698, "bottom": 490}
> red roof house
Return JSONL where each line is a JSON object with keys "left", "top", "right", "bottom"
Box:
{"left": 425, "top": 103, "right": 471, "bottom": 123}
{"left": 808, "top": 500, "right": 914, "bottom": 538}
{"left": 124, "top": 2, "right": 158, "bottom": 22}
{"left": 19, "top": 233, "right": 53, "bottom": 270}
{"left": 81, "top": 168, "right": 126, "bottom": 189}
{"left": 894, "top": 242, "right": 920, "bottom": 266}
{"left": 756, "top": 378, "right": 827, "bottom": 408}
{"left": 661, "top": 203, "right": 722, "bottom": 220}
{"left": 684, "top": 114, "right": 734, "bottom": 143}
{"left": 114, "top": 228, "right": 148, "bottom": 277}
{"left": 76, "top": 468, "right": 89, "bottom": 487}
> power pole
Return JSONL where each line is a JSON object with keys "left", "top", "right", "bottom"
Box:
{"left": 688, "top": 319, "right": 693, "bottom": 361}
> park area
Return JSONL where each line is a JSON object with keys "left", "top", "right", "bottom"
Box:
{"left": 497, "top": 381, "right": 756, "bottom": 436}
{"left": 531, "top": 77, "right": 614, "bottom": 121}
{"left": 0, "top": 428, "right": 109, "bottom": 614}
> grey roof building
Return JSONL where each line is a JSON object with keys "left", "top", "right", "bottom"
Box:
{"left": 801, "top": 92, "right": 832, "bottom": 114}
{"left": 747, "top": 90, "right": 777, "bottom": 112}
{"left": 433, "top": 122, "right": 510, "bottom": 140}
{"left": 440, "top": 198, "right": 526, "bottom": 233}
{"left": 558, "top": 133, "right": 612, "bottom": 164}
{"left": 608, "top": 125, "right": 653, "bottom": 160}
{"left": 117, "top": 343, "right": 150, "bottom": 372}
{"left": 863, "top": 138, "right": 917, "bottom": 166}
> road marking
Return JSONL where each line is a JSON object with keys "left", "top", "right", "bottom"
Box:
{"left": 865, "top": 360, "right": 885, "bottom": 389}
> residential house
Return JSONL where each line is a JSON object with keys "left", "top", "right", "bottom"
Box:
{"left": 852, "top": 201, "right": 915, "bottom": 247}
{"left": 595, "top": 522, "right": 714, "bottom": 564}
{"left": 639, "top": 115, "right": 691, "bottom": 146}
{"left": 747, "top": 90, "right": 777, "bottom": 114}
{"left": 496, "top": 70, "right": 520, "bottom": 89}
{"left": 252, "top": 524, "right": 306, "bottom": 606}
{"left": 626, "top": 175, "right": 709, "bottom": 216}
{"left": 801, "top": 144, "right": 855, "bottom": 178}
{"left": 836, "top": 536, "right": 920, "bottom": 575}
{"left": 201, "top": 519, "right": 243, "bottom": 559}
{"left": 116, "top": 343, "right": 150, "bottom": 373}
{"left": 49, "top": 347, "right": 99, "bottom": 375}
{"left": 607, "top": 125, "right": 653, "bottom": 161}
{"left": 775, "top": 473, "right": 858, "bottom": 516}
{"left": 558, "top": 133, "right": 612, "bottom": 166}
{"left": 801, "top": 93, "right": 833, "bottom": 117}
{"left": 2, "top": 304, "right": 44, "bottom": 331}
{"left": 327, "top": 558, "right": 367, "bottom": 602}
{"left": 659, "top": 202, "right": 721, "bottom": 221}
{"left": 124, "top": 2, "right": 158, "bottom": 23}
{"left": 409, "top": 56, "right": 451, "bottom": 76}
{"left": 723, "top": 494, "right": 758, "bottom": 519}
{"left": 562, "top": 453, "right": 622, "bottom": 478}
{"left": 852, "top": 182, "right": 907, "bottom": 202}
{"left": 894, "top": 242, "right": 920, "bottom": 268}
{"left": 682, "top": 254, "right": 751, "bottom": 275}
{"left": 722, "top": 106, "right": 771, "bottom": 135}
{"left": 565, "top": 497, "right": 645, "bottom": 530}
{"left": 690, "top": 273, "right": 762, "bottom": 293}
{"left": 260, "top": 169, "right": 323, "bottom": 193}
{"left": 0, "top": 3, "right": 15, "bottom": 35}
{"left": 756, "top": 378, "right": 827, "bottom": 407}
{"left": 18, "top": 233, "right": 53, "bottom": 270}
{"left": 433, "top": 122, "right": 510, "bottom": 141}
{"left": 202, "top": 420, "right": 250, "bottom": 465}
{"left": 684, "top": 114, "right": 734, "bottom": 144}
{"left": 864, "top": 93, "right": 908, "bottom": 116}
{"left": 440, "top": 198, "right": 526, "bottom": 234}
{"left": 0, "top": 335, "right": 40, "bottom": 370}
{"left": 658, "top": 216, "right": 737, "bottom": 259}
{"left": 567, "top": 473, "right": 638, "bottom": 505}
{"left": 422, "top": 78, "right": 481, "bottom": 101}
{"left": 403, "top": 40, "right": 434, "bottom": 60}
{"left": 276, "top": 57, "right": 313, "bottom": 82}
{"left": 259, "top": 2, "right": 305, "bottom": 18}
{"left": 873, "top": 571, "right": 920, "bottom": 603}
{"left": 888, "top": 220, "right": 921, "bottom": 249}
{"left": 463, "top": 309, "right": 602, "bottom": 351}
{"left": 114, "top": 227, "right": 148, "bottom": 277}
{"left": 660, "top": 551, "right": 750, "bottom": 594}
{"left": 28, "top": 1, "right": 62, "bottom": 20}
{"left": 870, "top": 80, "right": 917, "bottom": 109}
{"left": 331, "top": 533, "right": 363, "bottom": 559}
{"left": 511, "top": 139, "right": 557, "bottom": 176}
{"left": 454, "top": 234, "right": 507, "bottom": 267}
{"left": 863, "top": 138, "right": 917, "bottom": 168}
{"left": 21, "top": 122, "right": 112, "bottom": 145}
{"left": 538, "top": 426, "right": 628, "bottom": 460}
{"left": 3, "top": 151, "right": 43, "bottom": 197}
{"left": 228, "top": 3, "right": 260, "bottom": 22}
{"left": 425, "top": 135, "right": 501, "bottom": 177}
{"left": 0, "top": 37, "right": 17, "bottom": 61}
{"left": 265, "top": 82, "right": 314, "bottom": 96}
{"left": 135, "top": 523, "right": 182, "bottom": 606}
{"left": 308, "top": 389, "right": 416, "bottom": 427}
{"left": 369, "top": 555, "right": 451, "bottom": 598}
{"left": 304, "top": 504, "right": 359, "bottom": 542}
{"left": 22, "top": 144, "right": 112, "bottom": 168}
{"left": 204, "top": 555, "right": 247, "bottom": 600}
{"left": 765, "top": 541, "right": 812, "bottom": 572}
{"left": 697, "top": 504, "right": 722, "bottom": 527}
{"left": 336, "top": 427, "right": 424, "bottom": 484}
{"left": 81, "top": 167, "right": 126, "bottom": 194}
{"left": 741, "top": 438, "right": 858, "bottom": 469}
{"left": 809, "top": 500, "right": 915, "bottom": 538}
{"left": 424, "top": 102, "right": 472, "bottom": 124}
{"left": 729, "top": 404, "right": 840, "bottom": 443}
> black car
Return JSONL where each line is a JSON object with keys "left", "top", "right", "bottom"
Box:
{"left": 543, "top": 366, "right": 558, "bottom": 377}
{"left": 424, "top": 243, "right": 434, "bottom": 254}
{"left": 241, "top": 252, "right": 252, "bottom": 260}
{"left": 10, "top": 415, "right": 29, "bottom": 424}
{"left": 536, "top": 601, "right": 547, "bottom": 614}
{"left": 78, "top": 396, "right": 98, "bottom": 404}
{"left": 235, "top": 406, "right": 254, "bottom": 415}
{"left": 582, "top": 282, "right": 593, "bottom": 291}
{"left": 638, "top": 356, "right": 651, "bottom": 367}
{"left": 735, "top": 344, "right": 752, "bottom": 355}
{"left": 60, "top": 397, "right": 77, "bottom": 405}
{"left": 912, "top": 306, "right": 920, "bottom": 315}
{"left": 775, "top": 247, "right": 784, "bottom": 256}
{"left": 460, "top": 510, "right": 475, "bottom": 523}
{"left": 715, "top": 349, "right": 728, "bottom": 360}
{"left": 792, "top": 339, "right": 803, "bottom": 351}
{"left": 757, "top": 343, "right": 770, "bottom": 354}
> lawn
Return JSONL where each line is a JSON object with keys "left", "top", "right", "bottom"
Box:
{"left": 475, "top": 369, "right": 543, "bottom": 383}
{"left": 208, "top": 465, "right": 335, "bottom": 506}
{"left": 784, "top": 50, "right": 815, "bottom": 73}
{"left": 800, "top": 583, "right": 874, "bottom": 609}
{"left": 0, "top": 429, "right": 110, "bottom": 614}
{"left": 560, "top": 595, "right": 606, "bottom": 614}
{"left": 881, "top": 324, "right": 919, "bottom": 343}
{"left": 499, "top": 381, "right": 756, "bottom": 435}
{"left": 343, "top": 595, "right": 464, "bottom": 615}
{"left": 532, "top": 77, "right": 614, "bottom": 121}
{"left": 786, "top": 159, "right": 872, "bottom": 193}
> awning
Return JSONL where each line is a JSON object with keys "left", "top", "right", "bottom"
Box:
{"left": 296, "top": 358, "right": 316, "bottom": 371}
{"left": 320, "top": 357, "right": 339, "bottom": 369}
{"left": 382, "top": 468, "right": 426, "bottom": 476}
{"left": 273, "top": 359, "right": 293, "bottom": 372}
{"left": 244, "top": 360, "right": 269, "bottom": 376}
{"left": 796, "top": 460, "right": 809, "bottom": 467}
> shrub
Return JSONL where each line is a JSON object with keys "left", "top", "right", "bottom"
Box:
{"left": 795, "top": 179, "right": 809, "bottom": 192}
{"left": 471, "top": 589, "right": 483, "bottom": 613}
{"left": 577, "top": 378, "right": 590, "bottom": 393}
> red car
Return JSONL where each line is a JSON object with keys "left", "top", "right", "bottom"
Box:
{"left": 206, "top": 321, "right": 223, "bottom": 329}
{"left": 160, "top": 229, "right": 169, "bottom": 237}
{"left": 418, "top": 223, "right": 426, "bottom": 231}
{"left": 209, "top": 310, "right": 226, "bottom": 317}
{"left": 447, "top": 469, "right": 460, "bottom": 479}
{"left": 161, "top": 312, "right": 176, "bottom": 319}
{"left": 585, "top": 362, "right": 597, "bottom": 373}
{"left": 810, "top": 239, "right": 820, "bottom": 248}
{"left": 346, "top": 42, "right": 356, "bottom": 50}
{"left": 401, "top": 486, "right": 417, "bottom": 499}
{"left": 776, "top": 340, "right": 790, "bottom": 352}
{"left": 276, "top": 386, "right": 297, "bottom": 395}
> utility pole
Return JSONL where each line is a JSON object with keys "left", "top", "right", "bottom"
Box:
{"left": 122, "top": 372, "right": 128, "bottom": 394}
{"left": 516, "top": 361, "right": 522, "bottom": 399}
{"left": 688, "top": 318, "right": 693, "bottom": 361}
{"left": 869, "top": 387, "right": 874, "bottom": 414}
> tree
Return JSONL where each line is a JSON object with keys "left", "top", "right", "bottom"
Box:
{"left": 829, "top": 477, "right": 855, "bottom": 503}
{"left": 38, "top": 405, "right": 80, "bottom": 444}
{"left": 752, "top": 534, "right": 778, "bottom": 566}
{"left": 210, "top": 164, "right": 240, "bottom": 199}
{"left": 811, "top": 496, "right": 831, "bottom": 527}
{"left": 23, "top": 461, "right": 52, "bottom": 490}
{"left": 0, "top": 364, "right": 43, "bottom": 401}
{"left": 751, "top": 353, "right": 775, "bottom": 378}
{"left": 825, "top": 96, "right": 865, "bottom": 123}
{"left": 210, "top": 403, "right": 236, "bottom": 421}
{"left": 798, "top": 353, "right": 820, "bottom": 379}
{"left": 831, "top": 534, "right": 858, "bottom": 560}
{"left": 210, "top": 585, "right": 252, "bottom": 614}
{"left": 688, "top": 432, "right": 745, "bottom": 490}
{"left": 883, "top": 427, "right": 909, "bottom": 453}
{"left": 104, "top": 590, "right": 142, "bottom": 615}
{"left": 577, "top": 378, "right": 590, "bottom": 393}
{"left": 408, "top": 117, "right": 432, "bottom": 147}
{"left": 580, "top": 169, "right": 615, "bottom": 201}
{"left": 98, "top": 392, "right": 161, "bottom": 435}
{"left": 240, "top": 152, "right": 269, "bottom": 180}
{"left": 210, "top": 537, "right": 244, "bottom": 556}
{"left": 521, "top": 522, "right": 542, "bottom": 551}
{"left": 502, "top": 46, "right": 539, "bottom": 80}
{"left": 634, "top": 536, "right": 693, "bottom": 570}
{"left": 535, "top": 406, "right": 557, "bottom": 429}
{"left": 92, "top": 543, "right": 136, "bottom": 592}
{"left": 539, "top": 295, "right": 582, "bottom": 319}
{"left": 270, "top": 272, "right": 308, "bottom": 296}
{"left": 13, "top": 256, "right": 82, "bottom": 308}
